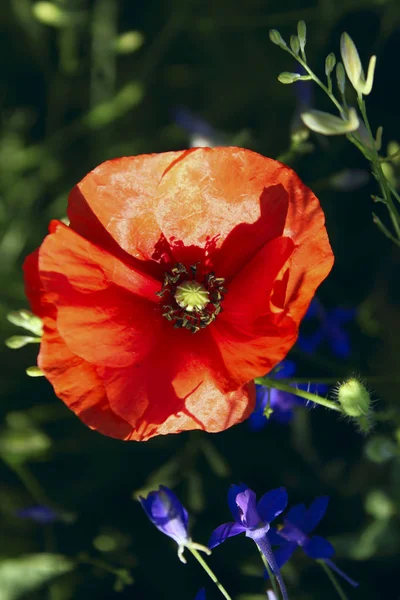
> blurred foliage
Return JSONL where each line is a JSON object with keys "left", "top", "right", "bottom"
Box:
{"left": 1, "top": 0, "right": 400, "bottom": 598}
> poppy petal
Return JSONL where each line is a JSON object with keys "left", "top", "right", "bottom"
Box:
{"left": 37, "top": 221, "right": 162, "bottom": 368}
{"left": 154, "top": 147, "right": 289, "bottom": 277}
{"left": 211, "top": 236, "right": 298, "bottom": 386}
{"left": 67, "top": 151, "right": 188, "bottom": 262}
{"left": 97, "top": 327, "right": 254, "bottom": 440}
{"left": 38, "top": 318, "right": 133, "bottom": 439}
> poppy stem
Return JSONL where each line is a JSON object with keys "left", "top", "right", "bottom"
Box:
{"left": 319, "top": 560, "right": 349, "bottom": 600}
{"left": 188, "top": 547, "right": 233, "bottom": 600}
{"left": 255, "top": 377, "right": 343, "bottom": 413}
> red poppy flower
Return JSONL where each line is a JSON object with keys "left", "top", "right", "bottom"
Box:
{"left": 23, "top": 147, "right": 333, "bottom": 441}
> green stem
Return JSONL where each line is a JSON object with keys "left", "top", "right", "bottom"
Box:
{"left": 279, "top": 375, "right": 400, "bottom": 385}
{"left": 259, "top": 550, "right": 281, "bottom": 600}
{"left": 287, "top": 50, "right": 344, "bottom": 115}
{"left": 255, "top": 377, "right": 343, "bottom": 413}
{"left": 357, "top": 96, "right": 400, "bottom": 241}
{"left": 189, "top": 547, "right": 233, "bottom": 600}
{"left": 5, "top": 460, "right": 52, "bottom": 506}
{"left": 319, "top": 561, "right": 349, "bottom": 600}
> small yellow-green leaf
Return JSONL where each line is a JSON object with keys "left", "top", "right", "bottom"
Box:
{"left": 301, "top": 107, "right": 359, "bottom": 135}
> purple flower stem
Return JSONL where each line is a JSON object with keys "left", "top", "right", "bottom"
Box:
{"left": 323, "top": 559, "right": 358, "bottom": 588}
{"left": 319, "top": 560, "right": 349, "bottom": 600}
{"left": 251, "top": 532, "right": 289, "bottom": 600}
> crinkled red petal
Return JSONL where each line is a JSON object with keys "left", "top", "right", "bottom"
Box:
{"left": 39, "top": 317, "right": 133, "bottom": 440}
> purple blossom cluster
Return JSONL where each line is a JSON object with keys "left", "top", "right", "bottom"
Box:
{"left": 140, "top": 484, "right": 357, "bottom": 599}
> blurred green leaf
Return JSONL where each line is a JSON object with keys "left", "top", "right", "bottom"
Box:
{"left": 0, "top": 554, "right": 74, "bottom": 600}
{"left": 0, "top": 426, "right": 51, "bottom": 464}
{"left": 365, "top": 434, "right": 398, "bottom": 464}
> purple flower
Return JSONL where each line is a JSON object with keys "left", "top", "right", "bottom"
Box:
{"left": 139, "top": 486, "right": 209, "bottom": 563}
{"left": 298, "top": 298, "right": 355, "bottom": 358}
{"left": 268, "top": 497, "right": 358, "bottom": 587}
{"left": 194, "top": 589, "right": 206, "bottom": 600}
{"left": 250, "top": 360, "right": 328, "bottom": 430}
{"left": 16, "top": 505, "right": 58, "bottom": 525}
{"left": 209, "top": 484, "right": 289, "bottom": 600}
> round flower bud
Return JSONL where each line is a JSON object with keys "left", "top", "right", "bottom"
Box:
{"left": 337, "top": 377, "right": 371, "bottom": 417}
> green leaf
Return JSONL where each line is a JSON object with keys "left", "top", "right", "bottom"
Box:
{"left": 0, "top": 554, "right": 74, "bottom": 600}
{"left": 301, "top": 108, "right": 359, "bottom": 135}
{"left": 0, "top": 427, "right": 51, "bottom": 464}
{"left": 114, "top": 31, "right": 145, "bottom": 54}
{"left": 32, "top": 2, "right": 68, "bottom": 27}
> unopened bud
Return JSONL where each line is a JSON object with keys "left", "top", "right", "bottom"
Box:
{"left": 325, "top": 53, "right": 336, "bottom": 77}
{"left": 26, "top": 366, "right": 44, "bottom": 377}
{"left": 297, "top": 21, "right": 306, "bottom": 52}
{"left": 336, "top": 62, "right": 346, "bottom": 94}
{"left": 301, "top": 107, "right": 359, "bottom": 135}
{"left": 269, "top": 29, "right": 287, "bottom": 48}
{"left": 338, "top": 378, "right": 371, "bottom": 417}
{"left": 278, "top": 72, "right": 301, "bottom": 84}
{"left": 290, "top": 36, "right": 300, "bottom": 55}
{"left": 5, "top": 336, "right": 41, "bottom": 350}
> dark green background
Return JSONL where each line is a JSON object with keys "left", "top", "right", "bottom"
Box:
{"left": 1, "top": 0, "right": 400, "bottom": 598}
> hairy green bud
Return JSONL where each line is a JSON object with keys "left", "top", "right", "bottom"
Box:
{"left": 337, "top": 378, "right": 371, "bottom": 417}
{"left": 301, "top": 107, "right": 359, "bottom": 135}
{"left": 297, "top": 21, "right": 306, "bottom": 52}
{"left": 278, "top": 72, "right": 301, "bottom": 84}
{"left": 269, "top": 29, "right": 287, "bottom": 48}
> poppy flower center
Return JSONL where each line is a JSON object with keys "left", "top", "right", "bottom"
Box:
{"left": 156, "top": 263, "right": 227, "bottom": 333}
